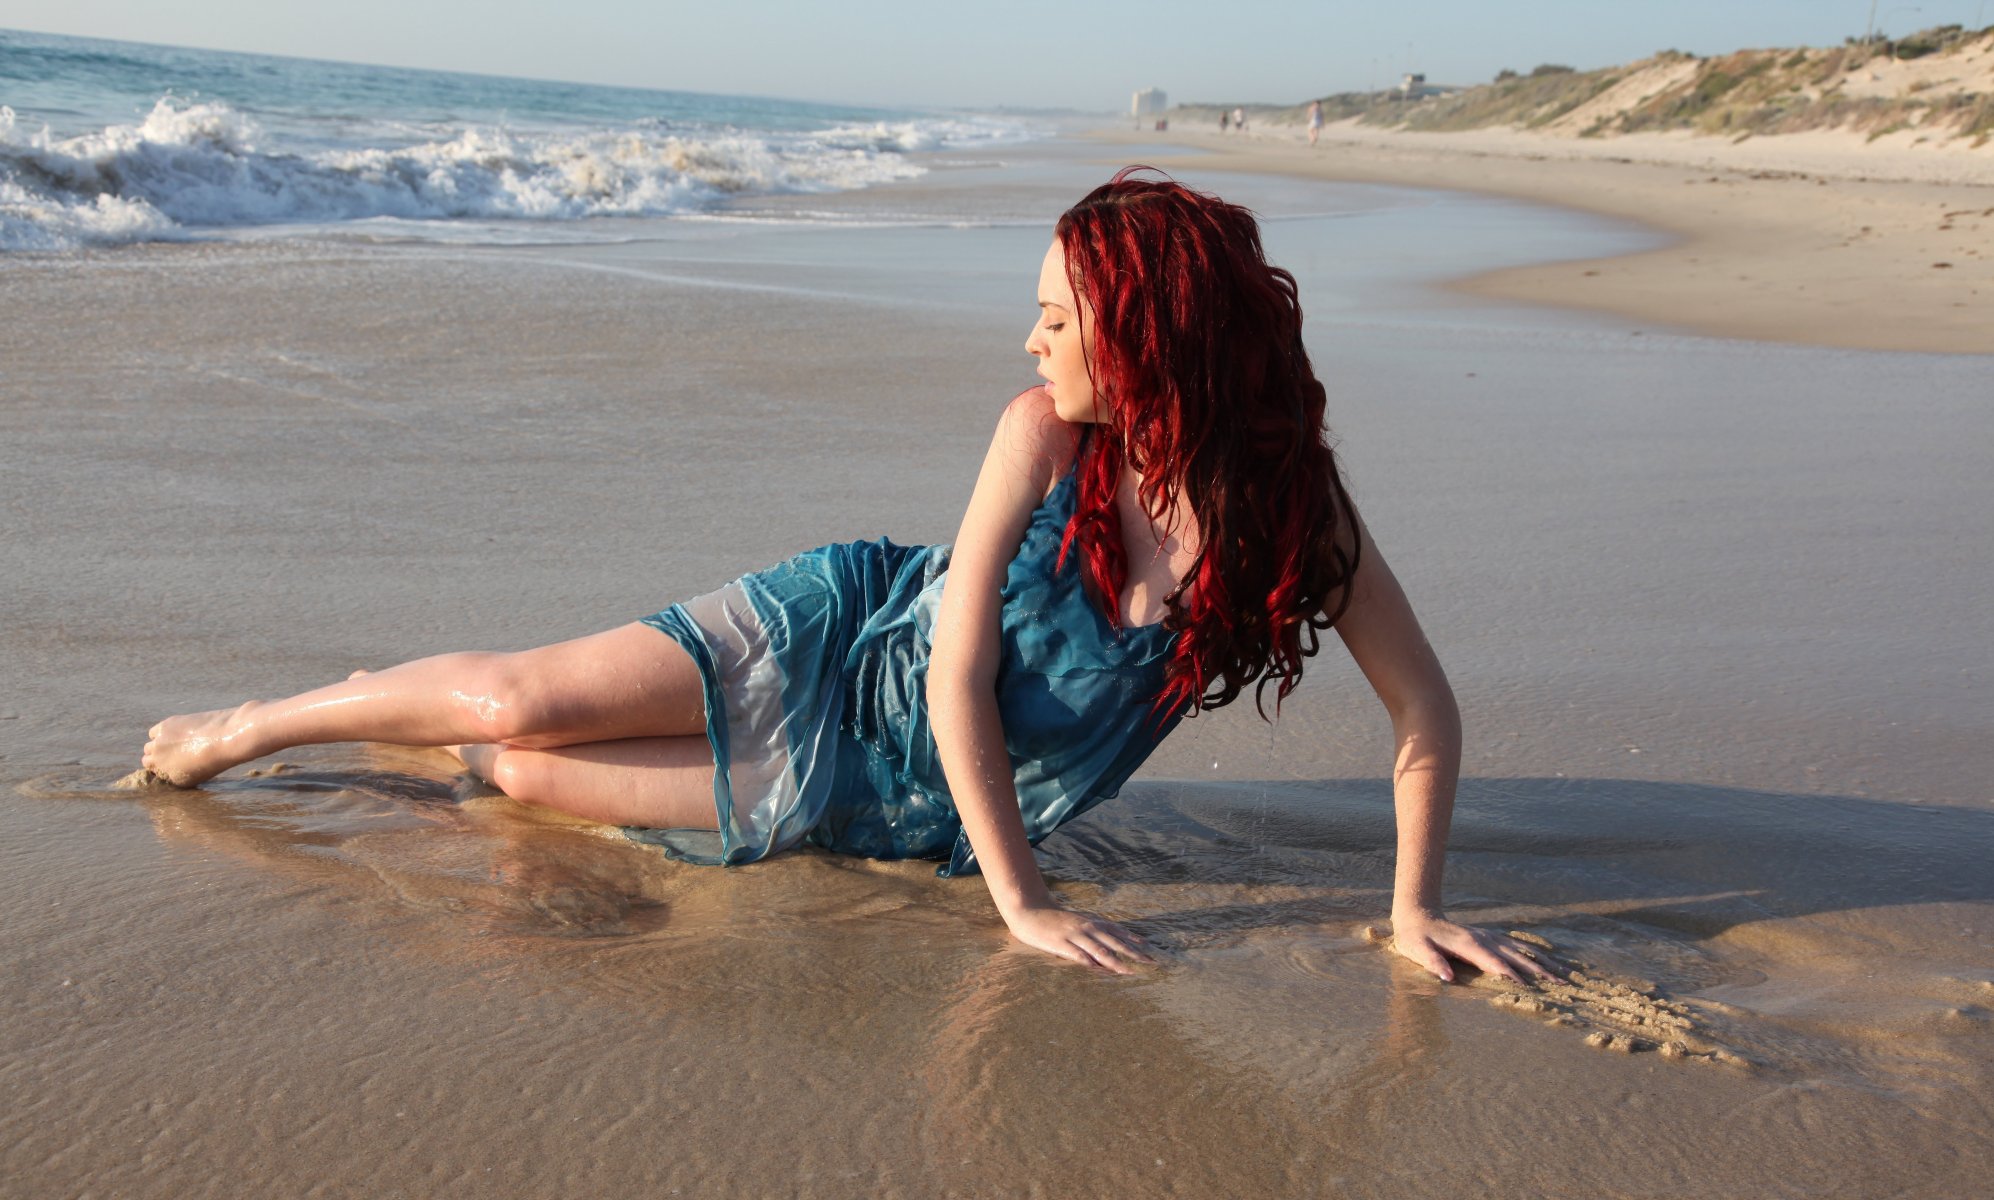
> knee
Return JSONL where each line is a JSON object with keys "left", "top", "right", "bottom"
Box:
{"left": 461, "top": 653, "right": 558, "bottom": 745}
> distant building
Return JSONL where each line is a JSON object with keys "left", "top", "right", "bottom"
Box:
{"left": 1131, "top": 88, "right": 1168, "bottom": 117}
{"left": 1397, "top": 72, "right": 1454, "bottom": 100}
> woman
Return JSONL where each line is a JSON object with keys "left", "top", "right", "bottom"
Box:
{"left": 142, "top": 169, "right": 1552, "bottom": 986}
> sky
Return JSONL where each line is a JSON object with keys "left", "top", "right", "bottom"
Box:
{"left": 6, "top": 0, "right": 1991, "bottom": 111}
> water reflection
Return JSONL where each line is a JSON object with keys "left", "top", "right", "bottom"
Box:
{"left": 22, "top": 760, "right": 1992, "bottom": 1097}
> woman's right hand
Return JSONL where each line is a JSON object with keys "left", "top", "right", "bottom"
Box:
{"left": 1005, "top": 902, "right": 1155, "bottom": 973}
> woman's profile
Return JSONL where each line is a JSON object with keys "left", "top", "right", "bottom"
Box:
{"left": 141, "top": 169, "right": 1553, "bottom": 985}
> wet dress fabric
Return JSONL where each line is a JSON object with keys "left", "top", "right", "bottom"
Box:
{"left": 627, "top": 465, "right": 1182, "bottom": 877}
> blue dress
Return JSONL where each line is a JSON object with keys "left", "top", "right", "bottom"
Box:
{"left": 628, "top": 465, "right": 1182, "bottom": 876}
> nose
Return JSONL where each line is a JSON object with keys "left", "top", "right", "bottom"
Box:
{"left": 1024, "top": 319, "right": 1046, "bottom": 358}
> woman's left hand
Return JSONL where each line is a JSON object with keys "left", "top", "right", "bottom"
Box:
{"left": 1388, "top": 911, "right": 1560, "bottom": 984}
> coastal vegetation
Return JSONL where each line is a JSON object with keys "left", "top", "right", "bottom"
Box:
{"left": 1180, "top": 25, "right": 1994, "bottom": 148}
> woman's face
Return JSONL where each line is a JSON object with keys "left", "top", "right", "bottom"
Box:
{"left": 1025, "top": 239, "right": 1101, "bottom": 424}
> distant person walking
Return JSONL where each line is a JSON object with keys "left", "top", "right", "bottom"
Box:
{"left": 1232, "top": 107, "right": 1246, "bottom": 133}
{"left": 1307, "top": 99, "right": 1322, "bottom": 147}
{"left": 1219, "top": 109, "right": 1230, "bottom": 133}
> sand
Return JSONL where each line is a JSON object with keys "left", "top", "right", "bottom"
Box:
{"left": 1129, "top": 119, "right": 1994, "bottom": 355}
{"left": 3, "top": 148, "right": 1991, "bottom": 1197}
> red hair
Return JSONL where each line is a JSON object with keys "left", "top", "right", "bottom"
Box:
{"left": 1054, "top": 167, "right": 1361, "bottom": 720}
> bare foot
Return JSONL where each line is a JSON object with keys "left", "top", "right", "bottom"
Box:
{"left": 142, "top": 702, "right": 267, "bottom": 787}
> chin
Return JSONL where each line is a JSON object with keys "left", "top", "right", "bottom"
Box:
{"left": 1050, "top": 392, "right": 1100, "bottom": 424}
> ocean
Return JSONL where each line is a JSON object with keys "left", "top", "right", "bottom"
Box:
{"left": 0, "top": 27, "right": 1038, "bottom": 251}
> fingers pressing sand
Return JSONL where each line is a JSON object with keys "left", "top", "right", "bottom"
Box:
{"left": 1359, "top": 923, "right": 1752, "bottom": 1067}
{"left": 1477, "top": 930, "right": 1753, "bottom": 1068}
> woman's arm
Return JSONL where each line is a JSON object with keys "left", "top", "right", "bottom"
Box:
{"left": 1332, "top": 517, "right": 1555, "bottom": 984}
{"left": 927, "top": 389, "right": 1152, "bottom": 973}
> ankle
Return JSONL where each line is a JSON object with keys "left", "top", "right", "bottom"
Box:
{"left": 224, "top": 700, "right": 276, "bottom": 760}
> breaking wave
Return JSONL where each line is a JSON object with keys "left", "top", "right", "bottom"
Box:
{"left": 0, "top": 99, "right": 1033, "bottom": 250}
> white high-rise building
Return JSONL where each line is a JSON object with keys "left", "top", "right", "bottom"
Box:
{"left": 1131, "top": 88, "right": 1168, "bottom": 117}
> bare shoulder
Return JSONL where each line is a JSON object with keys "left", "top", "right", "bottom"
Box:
{"left": 946, "top": 388, "right": 1079, "bottom": 589}
{"left": 935, "top": 389, "right": 1082, "bottom": 651}
{"left": 992, "top": 386, "right": 1081, "bottom": 500}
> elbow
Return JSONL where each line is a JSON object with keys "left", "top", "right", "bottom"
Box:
{"left": 925, "top": 644, "right": 995, "bottom": 722}
{"left": 1386, "top": 685, "right": 1459, "bottom": 770}
{"left": 1383, "top": 677, "right": 1458, "bottom": 734}
{"left": 926, "top": 673, "right": 972, "bottom": 724}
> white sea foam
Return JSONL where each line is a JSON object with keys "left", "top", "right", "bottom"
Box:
{"left": 0, "top": 99, "right": 1036, "bottom": 251}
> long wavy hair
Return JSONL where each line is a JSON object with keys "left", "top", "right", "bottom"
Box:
{"left": 1054, "top": 167, "right": 1361, "bottom": 720}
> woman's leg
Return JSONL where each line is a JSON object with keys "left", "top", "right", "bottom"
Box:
{"left": 453, "top": 737, "right": 721, "bottom": 829}
{"left": 143, "top": 622, "right": 707, "bottom": 787}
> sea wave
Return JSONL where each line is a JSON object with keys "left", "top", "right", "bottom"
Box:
{"left": 0, "top": 99, "right": 1032, "bottom": 250}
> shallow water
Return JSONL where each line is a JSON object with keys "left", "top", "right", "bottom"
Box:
{"left": 3, "top": 143, "right": 1990, "bottom": 1197}
{"left": 13, "top": 759, "right": 1989, "bottom": 1196}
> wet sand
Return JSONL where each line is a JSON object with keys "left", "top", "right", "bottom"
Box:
{"left": 3, "top": 151, "right": 1991, "bottom": 1197}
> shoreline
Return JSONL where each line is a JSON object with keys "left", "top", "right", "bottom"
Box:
{"left": 1104, "top": 122, "right": 1993, "bottom": 355}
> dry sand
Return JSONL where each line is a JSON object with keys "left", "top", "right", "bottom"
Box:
{"left": 3, "top": 153, "right": 1991, "bottom": 1197}
{"left": 1131, "top": 120, "right": 1994, "bottom": 354}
